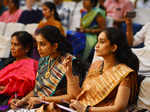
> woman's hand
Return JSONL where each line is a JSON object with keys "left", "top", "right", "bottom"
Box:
{"left": 125, "top": 18, "right": 132, "bottom": 25}
{"left": 10, "top": 99, "right": 19, "bottom": 109}
{"left": 62, "top": 55, "right": 74, "bottom": 78}
{"left": 27, "top": 97, "right": 42, "bottom": 109}
{"left": 0, "top": 86, "right": 5, "bottom": 91}
{"left": 15, "top": 97, "right": 28, "bottom": 107}
{"left": 70, "top": 99, "right": 86, "bottom": 112}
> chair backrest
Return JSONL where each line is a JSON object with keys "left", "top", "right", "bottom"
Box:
{"left": 24, "top": 23, "right": 38, "bottom": 35}
{"left": 0, "top": 22, "right": 7, "bottom": 36}
{"left": 4, "top": 23, "right": 25, "bottom": 40}
{"left": 133, "top": 8, "right": 150, "bottom": 25}
{"left": 0, "top": 35, "right": 11, "bottom": 58}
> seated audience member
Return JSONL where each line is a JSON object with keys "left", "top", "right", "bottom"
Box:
{"left": 126, "top": 19, "right": 150, "bottom": 111}
{"left": 54, "top": 0, "right": 72, "bottom": 30}
{"left": 54, "top": 27, "right": 139, "bottom": 112}
{"left": 67, "top": 0, "right": 106, "bottom": 62}
{"left": 37, "top": 1, "right": 64, "bottom": 35}
{"left": 0, "top": 0, "right": 22, "bottom": 23}
{"left": 0, "top": 0, "right": 7, "bottom": 16}
{"left": 104, "top": 0, "right": 134, "bottom": 28}
{"left": 18, "top": 0, "right": 43, "bottom": 24}
{"left": 9, "top": 26, "right": 78, "bottom": 111}
{"left": 32, "top": 1, "right": 65, "bottom": 60}
{"left": 0, "top": 31, "right": 38, "bottom": 106}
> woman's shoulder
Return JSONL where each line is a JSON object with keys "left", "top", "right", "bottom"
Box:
{"left": 53, "top": 20, "right": 63, "bottom": 27}
{"left": 93, "top": 7, "right": 106, "bottom": 18}
{"left": 16, "top": 58, "right": 38, "bottom": 65}
{"left": 115, "top": 64, "right": 134, "bottom": 73}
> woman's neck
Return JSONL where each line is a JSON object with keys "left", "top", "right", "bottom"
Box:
{"left": 9, "top": 8, "right": 18, "bottom": 14}
{"left": 50, "top": 52, "right": 61, "bottom": 59}
{"left": 46, "top": 16, "right": 55, "bottom": 21}
{"left": 15, "top": 56, "right": 29, "bottom": 61}
{"left": 86, "top": 7, "right": 92, "bottom": 12}
{"left": 103, "top": 55, "right": 117, "bottom": 71}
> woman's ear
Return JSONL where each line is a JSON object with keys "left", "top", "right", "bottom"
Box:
{"left": 53, "top": 43, "right": 58, "bottom": 51}
{"left": 51, "top": 10, "right": 54, "bottom": 15}
{"left": 112, "top": 44, "right": 118, "bottom": 53}
{"left": 25, "top": 47, "right": 30, "bottom": 53}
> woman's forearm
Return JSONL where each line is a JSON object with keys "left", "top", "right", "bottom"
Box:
{"left": 84, "top": 28, "right": 103, "bottom": 33}
{"left": 66, "top": 75, "right": 82, "bottom": 97}
{"left": 44, "top": 94, "right": 72, "bottom": 103}
{"left": 22, "top": 91, "right": 34, "bottom": 101}
{"left": 89, "top": 105, "right": 124, "bottom": 112}
{"left": 126, "top": 19, "right": 134, "bottom": 46}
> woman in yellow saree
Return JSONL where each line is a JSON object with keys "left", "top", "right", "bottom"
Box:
{"left": 62, "top": 27, "right": 139, "bottom": 112}
{"left": 37, "top": 2, "right": 65, "bottom": 36}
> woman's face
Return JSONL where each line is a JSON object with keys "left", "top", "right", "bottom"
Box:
{"left": 95, "top": 32, "right": 115, "bottom": 57}
{"left": 8, "top": 0, "right": 15, "bottom": 10}
{"left": 83, "top": 0, "right": 91, "bottom": 9}
{"left": 26, "top": 0, "right": 35, "bottom": 8}
{"left": 11, "top": 36, "right": 27, "bottom": 58}
{"left": 42, "top": 5, "right": 52, "bottom": 19}
{"left": 36, "top": 34, "right": 57, "bottom": 57}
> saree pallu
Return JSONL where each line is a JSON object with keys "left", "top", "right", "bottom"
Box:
{"left": 77, "top": 61, "right": 137, "bottom": 107}
{"left": 67, "top": 8, "right": 105, "bottom": 60}
{"left": 0, "top": 58, "right": 38, "bottom": 102}
{"left": 34, "top": 55, "right": 66, "bottom": 97}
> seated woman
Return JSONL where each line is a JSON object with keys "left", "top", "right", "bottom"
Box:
{"left": 0, "top": 0, "right": 22, "bottom": 23}
{"left": 18, "top": 0, "right": 43, "bottom": 25}
{"left": 9, "top": 25, "right": 78, "bottom": 111}
{"left": 32, "top": 1, "right": 65, "bottom": 60}
{"left": 0, "top": 31, "right": 38, "bottom": 106}
{"left": 37, "top": 1, "right": 64, "bottom": 36}
{"left": 67, "top": 0, "right": 106, "bottom": 62}
{"left": 59, "top": 27, "right": 139, "bottom": 112}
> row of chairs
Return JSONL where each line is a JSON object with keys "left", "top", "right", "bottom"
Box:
{"left": 0, "top": 22, "right": 38, "bottom": 58}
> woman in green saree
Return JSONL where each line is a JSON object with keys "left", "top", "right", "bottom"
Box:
{"left": 67, "top": 0, "right": 106, "bottom": 62}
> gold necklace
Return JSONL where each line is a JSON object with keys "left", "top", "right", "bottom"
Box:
{"left": 45, "top": 56, "right": 60, "bottom": 79}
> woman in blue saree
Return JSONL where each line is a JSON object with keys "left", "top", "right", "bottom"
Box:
{"left": 67, "top": 0, "right": 106, "bottom": 62}
{"left": 9, "top": 26, "right": 75, "bottom": 110}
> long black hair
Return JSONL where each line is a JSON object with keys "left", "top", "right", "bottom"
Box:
{"left": 35, "top": 25, "right": 72, "bottom": 56}
{"left": 104, "top": 27, "right": 139, "bottom": 72}
{"left": 43, "top": 1, "right": 61, "bottom": 21}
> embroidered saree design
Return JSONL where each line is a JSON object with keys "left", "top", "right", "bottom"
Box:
{"left": 34, "top": 56, "right": 65, "bottom": 97}
{"left": 77, "top": 61, "right": 134, "bottom": 106}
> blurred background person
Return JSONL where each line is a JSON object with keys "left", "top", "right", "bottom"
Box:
{"left": 18, "top": 0, "right": 43, "bottom": 24}
{"left": 37, "top": 1, "right": 64, "bottom": 35}
{"left": 0, "top": 0, "right": 22, "bottom": 23}
{"left": 0, "top": 0, "right": 7, "bottom": 16}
